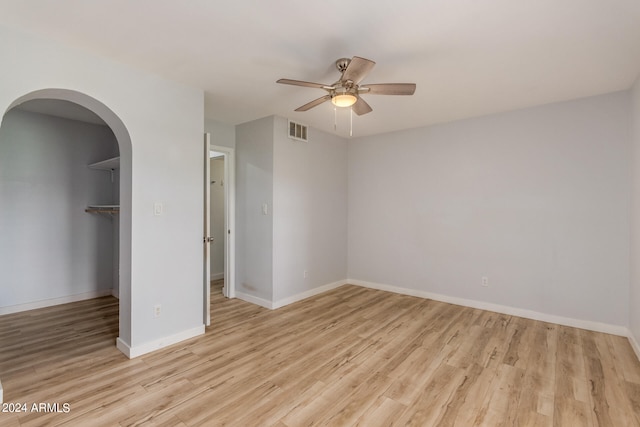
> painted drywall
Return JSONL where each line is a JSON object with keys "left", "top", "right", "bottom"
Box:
{"left": 630, "top": 75, "right": 640, "bottom": 346}
{"left": 348, "top": 91, "right": 630, "bottom": 327}
{"left": 272, "top": 116, "right": 348, "bottom": 302}
{"left": 205, "top": 119, "right": 235, "bottom": 149}
{"left": 235, "top": 116, "right": 274, "bottom": 302}
{"left": 0, "top": 25, "right": 204, "bottom": 355}
{"left": 0, "top": 109, "right": 118, "bottom": 308}
{"left": 210, "top": 157, "right": 225, "bottom": 278}
{"left": 235, "top": 116, "right": 348, "bottom": 306}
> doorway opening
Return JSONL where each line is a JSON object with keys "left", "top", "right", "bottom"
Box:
{"left": 1, "top": 89, "right": 132, "bottom": 354}
{"left": 204, "top": 138, "right": 235, "bottom": 326}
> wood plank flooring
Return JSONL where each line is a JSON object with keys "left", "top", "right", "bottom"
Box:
{"left": 2, "top": 282, "right": 640, "bottom": 426}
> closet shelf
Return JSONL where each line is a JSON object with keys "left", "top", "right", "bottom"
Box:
{"left": 88, "top": 156, "right": 120, "bottom": 171}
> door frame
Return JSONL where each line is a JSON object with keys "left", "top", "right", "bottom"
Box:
{"left": 204, "top": 134, "right": 211, "bottom": 326}
{"left": 205, "top": 139, "right": 236, "bottom": 314}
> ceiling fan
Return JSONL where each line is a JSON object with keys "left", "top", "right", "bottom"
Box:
{"left": 277, "top": 56, "right": 416, "bottom": 115}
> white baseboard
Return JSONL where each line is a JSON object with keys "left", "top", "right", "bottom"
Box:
{"left": 349, "top": 279, "right": 629, "bottom": 337}
{"left": 0, "top": 289, "right": 114, "bottom": 316}
{"left": 116, "top": 338, "right": 131, "bottom": 358}
{"left": 235, "top": 291, "right": 273, "bottom": 309}
{"left": 628, "top": 331, "right": 640, "bottom": 362}
{"left": 210, "top": 272, "right": 224, "bottom": 281}
{"left": 272, "top": 280, "right": 348, "bottom": 309}
{"left": 116, "top": 325, "right": 205, "bottom": 359}
{"left": 235, "top": 280, "right": 349, "bottom": 310}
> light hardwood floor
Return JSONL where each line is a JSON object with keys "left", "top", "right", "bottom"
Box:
{"left": 2, "top": 282, "right": 640, "bottom": 426}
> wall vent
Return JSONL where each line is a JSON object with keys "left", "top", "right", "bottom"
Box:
{"left": 288, "top": 120, "right": 308, "bottom": 142}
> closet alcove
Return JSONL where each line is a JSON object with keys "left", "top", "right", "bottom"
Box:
{"left": 0, "top": 99, "right": 120, "bottom": 313}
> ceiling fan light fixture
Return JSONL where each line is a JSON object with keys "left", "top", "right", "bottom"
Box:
{"left": 331, "top": 93, "right": 357, "bottom": 107}
{"left": 277, "top": 55, "right": 415, "bottom": 115}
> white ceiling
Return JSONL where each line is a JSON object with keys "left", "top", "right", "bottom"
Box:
{"left": 2, "top": 0, "right": 640, "bottom": 138}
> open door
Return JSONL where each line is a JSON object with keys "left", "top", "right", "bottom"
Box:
{"left": 203, "top": 133, "right": 211, "bottom": 326}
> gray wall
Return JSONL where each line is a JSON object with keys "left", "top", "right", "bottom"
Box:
{"left": 236, "top": 116, "right": 349, "bottom": 306}
{"left": 630, "top": 77, "right": 640, "bottom": 343}
{"left": 348, "top": 91, "right": 631, "bottom": 327}
{"left": 0, "top": 109, "right": 118, "bottom": 308}
{"left": 236, "top": 116, "right": 274, "bottom": 301}
{"left": 272, "top": 116, "right": 348, "bottom": 302}
{"left": 205, "top": 118, "right": 235, "bottom": 149}
{"left": 2, "top": 25, "right": 205, "bottom": 356}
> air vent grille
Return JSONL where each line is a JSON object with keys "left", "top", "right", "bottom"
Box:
{"left": 288, "top": 120, "right": 308, "bottom": 142}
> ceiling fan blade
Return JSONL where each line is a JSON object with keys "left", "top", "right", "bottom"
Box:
{"left": 360, "top": 83, "right": 416, "bottom": 95}
{"left": 342, "top": 56, "right": 376, "bottom": 84}
{"left": 295, "top": 95, "right": 332, "bottom": 112}
{"left": 277, "top": 79, "right": 333, "bottom": 90}
{"left": 352, "top": 97, "right": 373, "bottom": 116}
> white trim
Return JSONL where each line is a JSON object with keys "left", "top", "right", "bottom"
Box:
{"left": 204, "top": 133, "right": 211, "bottom": 327}
{"left": 116, "top": 337, "right": 132, "bottom": 358}
{"left": 628, "top": 331, "right": 640, "bottom": 362}
{"left": 0, "top": 379, "right": 3, "bottom": 404}
{"left": 0, "top": 289, "right": 113, "bottom": 316}
{"left": 235, "top": 280, "right": 349, "bottom": 310}
{"left": 272, "top": 280, "right": 348, "bottom": 309}
{"left": 349, "top": 279, "right": 629, "bottom": 337}
{"left": 116, "top": 325, "right": 205, "bottom": 359}
{"left": 209, "top": 144, "right": 235, "bottom": 300}
{"left": 235, "top": 292, "right": 274, "bottom": 309}
{"left": 210, "top": 272, "right": 224, "bottom": 281}
{"left": 226, "top": 148, "right": 236, "bottom": 299}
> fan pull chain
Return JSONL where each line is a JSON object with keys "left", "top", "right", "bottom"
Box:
{"left": 334, "top": 106, "right": 337, "bottom": 131}
{"left": 350, "top": 107, "right": 353, "bottom": 137}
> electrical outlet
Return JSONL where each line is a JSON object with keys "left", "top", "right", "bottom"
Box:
{"left": 481, "top": 277, "right": 489, "bottom": 287}
{"left": 154, "top": 304, "right": 161, "bottom": 318}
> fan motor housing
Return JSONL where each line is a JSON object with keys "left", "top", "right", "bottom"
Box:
{"left": 335, "top": 58, "right": 351, "bottom": 73}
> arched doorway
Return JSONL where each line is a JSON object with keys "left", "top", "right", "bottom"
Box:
{"left": 1, "top": 88, "right": 132, "bottom": 352}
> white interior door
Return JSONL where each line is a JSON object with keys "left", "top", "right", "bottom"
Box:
{"left": 203, "top": 133, "right": 211, "bottom": 326}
